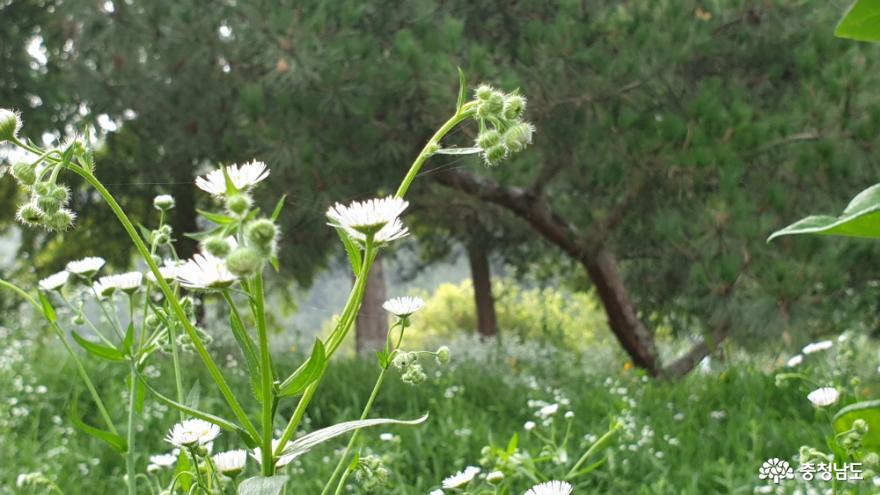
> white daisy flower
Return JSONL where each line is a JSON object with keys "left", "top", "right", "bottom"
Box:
{"left": 382, "top": 296, "right": 425, "bottom": 317}
{"left": 213, "top": 449, "right": 247, "bottom": 475}
{"left": 66, "top": 257, "right": 106, "bottom": 277}
{"left": 441, "top": 466, "right": 480, "bottom": 489}
{"left": 537, "top": 403, "right": 559, "bottom": 418}
{"left": 786, "top": 355, "right": 803, "bottom": 367}
{"left": 145, "top": 261, "right": 182, "bottom": 284}
{"left": 807, "top": 387, "right": 840, "bottom": 407}
{"left": 429, "top": 491, "right": 444, "bottom": 495}
{"left": 164, "top": 419, "right": 221, "bottom": 448}
{"left": 195, "top": 160, "right": 270, "bottom": 196}
{"left": 326, "top": 196, "right": 409, "bottom": 238}
{"left": 802, "top": 340, "right": 833, "bottom": 355}
{"left": 39, "top": 271, "right": 69, "bottom": 291}
{"left": 93, "top": 272, "right": 143, "bottom": 297}
{"left": 356, "top": 217, "right": 409, "bottom": 244}
{"left": 524, "top": 480, "right": 573, "bottom": 495}
{"left": 251, "top": 439, "right": 297, "bottom": 468}
{"left": 175, "top": 253, "right": 238, "bottom": 290}
{"left": 524, "top": 421, "right": 536, "bottom": 431}
{"left": 148, "top": 453, "right": 177, "bottom": 468}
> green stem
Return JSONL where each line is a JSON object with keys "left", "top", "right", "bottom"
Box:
{"left": 320, "top": 368, "right": 389, "bottom": 495}
{"left": 126, "top": 362, "right": 138, "bottom": 495}
{"left": 69, "top": 165, "right": 259, "bottom": 442}
{"left": 565, "top": 423, "right": 621, "bottom": 480}
{"left": 168, "top": 318, "right": 186, "bottom": 420}
{"left": 332, "top": 466, "right": 355, "bottom": 495}
{"left": 254, "top": 272, "right": 276, "bottom": 476}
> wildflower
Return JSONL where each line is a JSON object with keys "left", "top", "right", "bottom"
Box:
{"left": 807, "top": 387, "right": 839, "bottom": 407}
{"left": 436, "top": 345, "right": 450, "bottom": 365}
{"left": 524, "top": 421, "right": 536, "bottom": 431}
{"left": 802, "top": 340, "right": 833, "bottom": 355}
{"left": 245, "top": 219, "right": 279, "bottom": 253}
{"left": 225, "top": 247, "right": 264, "bottom": 277}
{"left": 709, "top": 410, "right": 726, "bottom": 420}
{"left": 502, "top": 122, "right": 535, "bottom": 153}
{"left": 195, "top": 160, "right": 270, "bottom": 196}
{"left": 148, "top": 454, "right": 177, "bottom": 469}
{"left": 326, "top": 196, "right": 409, "bottom": 241}
{"left": 564, "top": 411, "right": 575, "bottom": 419}
{"left": 441, "top": 466, "right": 480, "bottom": 489}
{"left": 38, "top": 271, "right": 69, "bottom": 292}
{"left": 251, "top": 439, "right": 297, "bottom": 468}
{"left": 153, "top": 194, "right": 175, "bottom": 210}
{"left": 11, "top": 162, "right": 36, "bottom": 186}
{"left": 145, "top": 262, "right": 181, "bottom": 283}
{"left": 44, "top": 208, "right": 76, "bottom": 231}
{"left": 165, "top": 419, "right": 220, "bottom": 448}
{"left": 486, "top": 470, "right": 504, "bottom": 484}
{"left": 93, "top": 272, "right": 142, "bottom": 297}
{"left": 213, "top": 449, "right": 247, "bottom": 477}
{"left": 175, "top": 253, "right": 238, "bottom": 290}
{"left": 0, "top": 108, "right": 22, "bottom": 141}
{"left": 66, "top": 257, "right": 106, "bottom": 277}
{"left": 537, "top": 403, "right": 559, "bottom": 418}
{"left": 429, "top": 491, "right": 443, "bottom": 495}
{"left": 379, "top": 433, "right": 398, "bottom": 442}
{"left": 524, "top": 480, "right": 573, "bottom": 495}
{"left": 15, "top": 203, "right": 43, "bottom": 226}
{"left": 382, "top": 296, "right": 425, "bottom": 318}
{"left": 786, "top": 355, "right": 803, "bottom": 367}
{"left": 202, "top": 236, "right": 237, "bottom": 258}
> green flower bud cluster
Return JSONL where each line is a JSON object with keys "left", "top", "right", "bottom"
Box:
{"left": 220, "top": 218, "right": 280, "bottom": 278}
{"left": 15, "top": 179, "right": 76, "bottom": 231}
{"left": 152, "top": 224, "right": 173, "bottom": 246}
{"left": 0, "top": 108, "right": 22, "bottom": 142}
{"left": 392, "top": 351, "right": 427, "bottom": 385}
{"left": 435, "top": 345, "right": 450, "bottom": 365}
{"left": 473, "top": 85, "right": 535, "bottom": 166}
{"left": 225, "top": 192, "right": 252, "bottom": 217}
{"left": 354, "top": 455, "right": 389, "bottom": 491}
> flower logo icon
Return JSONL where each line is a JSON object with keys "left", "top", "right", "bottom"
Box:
{"left": 758, "top": 458, "right": 795, "bottom": 484}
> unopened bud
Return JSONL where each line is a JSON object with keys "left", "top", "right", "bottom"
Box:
{"left": 486, "top": 471, "right": 504, "bottom": 485}
{"left": 16, "top": 203, "right": 43, "bottom": 225}
{"left": 0, "top": 108, "right": 21, "bottom": 142}
{"left": 475, "top": 84, "right": 494, "bottom": 100}
{"left": 153, "top": 194, "right": 175, "bottom": 210}
{"left": 203, "top": 237, "right": 232, "bottom": 258}
{"left": 483, "top": 144, "right": 507, "bottom": 166}
{"left": 853, "top": 419, "right": 869, "bottom": 435}
{"left": 11, "top": 162, "right": 36, "bottom": 186}
{"left": 503, "top": 94, "right": 526, "bottom": 120}
{"left": 225, "top": 193, "right": 252, "bottom": 216}
{"left": 225, "top": 247, "right": 263, "bottom": 277}
{"left": 503, "top": 122, "right": 535, "bottom": 153}
{"left": 45, "top": 209, "right": 75, "bottom": 231}
{"left": 476, "top": 129, "right": 501, "bottom": 149}
{"left": 37, "top": 194, "right": 60, "bottom": 214}
{"left": 245, "top": 219, "right": 278, "bottom": 251}
{"left": 436, "top": 346, "right": 450, "bottom": 365}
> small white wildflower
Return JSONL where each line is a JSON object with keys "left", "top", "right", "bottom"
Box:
{"left": 802, "top": 340, "right": 833, "bottom": 355}
{"left": 164, "top": 419, "right": 220, "bottom": 448}
{"left": 195, "top": 160, "right": 270, "bottom": 196}
{"left": 429, "top": 490, "right": 444, "bottom": 495}
{"left": 486, "top": 471, "right": 504, "bottom": 484}
{"left": 710, "top": 410, "right": 726, "bottom": 420}
{"left": 673, "top": 413, "right": 684, "bottom": 422}
{"left": 39, "top": 271, "right": 69, "bottom": 291}
{"left": 524, "top": 480, "right": 573, "bottom": 495}
{"left": 326, "top": 196, "right": 409, "bottom": 242}
{"left": 66, "top": 257, "right": 106, "bottom": 277}
{"left": 441, "top": 466, "right": 480, "bottom": 489}
{"left": 213, "top": 449, "right": 247, "bottom": 476}
{"left": 146, "top": 262, "right": 182, "bottom": 283}
{"left": 524, "top": 421, "right": 536, "bottom": 431}
{"left": 382, "top": 296, "right": 425, "bottom": 317}
{"left": 93, "top": 272, "right": 142, "bottom": 297}
{"left": 153, "top": 194, "right": 175, "bottom": 210}
{"left": 807, "top": 387, "right": 840, "bottom": 407}
{"left": 175, "top": 253, "right": 237, "bottom": 290}
{"left": 564, "top": 411, "right": 575, "bottom": 419}
{"left": 786, "top": 355, "right": 803, "bottom": 367}
{"left": 148, "top": 454, "right": 176, "bottom": 468}
{"left": 537, "top": 403, "right": 559, "bottom": 418}
{"left": 379, "top": 433, "right": 398, "bottom": 442}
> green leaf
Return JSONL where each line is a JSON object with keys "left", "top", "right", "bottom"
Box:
{"left": 335, "top": 227, "right": 362, "bottom": 276}
{"left": 238, "top": 476, "right": 290, "bottom": 495}
{"left": 185, "top": 380, "right": 201, "bottom": 410}
{"left": 137, "top": 223, "right": 154, "bottom": 244}
{"left": 506, "top": 432, "right": 519, "bottom": 454}
{"left": 836, "top": 0, "right": 880, "bottom": 41}
{"left": 228, "top": 310, "right": 263, "bottom": 402}
{"left": 174, "top": 450, "right": 194, "bottom": 492}
{"left": 197, "top": 209, "right": 237, "bottom": 225}
{"left": 833, "top": 400, "right": 880, "bottom": 452}
{"left": 135, "top": 377, "right": 146, "bottom": 414}
{"left": 271, "top": 194, "right": 287, "bottom": 221}
{"left": 277, "top": 339, "right": 327, "bottom": 397}
{"left": 457, "top": 67, "right": 467, "bottom": 112}
{"left": 434, "top": 147, "right": 482, "bottom": 155}
{"left": 71, "top": 331, "right": 125, "bottom": 362}
{"left": 184, "top": 224, "right": 226, "bottom": 242}
{"left": 69, "top": 400, "right": 126, "bottom": 453}
{"left": 279, "top": 414, "right": 429, "bottom": 461}
{"left": 768, "top": 183, "right": 880, "bottom": 241}
{"left": 122, "top": 322, "right": 134, "bottom": 356}
{"left": 38, "top": 292, "right": 57, "bottom": 323}
{"left": 222, "top": 164, "right": 238, "bottom": 196}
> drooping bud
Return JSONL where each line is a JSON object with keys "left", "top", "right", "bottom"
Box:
{"left": 11, "top": 162, "right": 36, "bottom": 186}
{"left": 503, "top": 94, "right": 526, "bottom": 120}
{"left": 477, "top": 92, "right": 505, "bottom": 119}
{"left": 153, "top": 194, "right": 175, "bottom": 211}
{"left": 15, "top": 203, "right": 44, "bottom": 226}
{"left": 145, "top": 314, "right": 161, "bottom": 329}
{"left": 245, "top": 219, "right": 278, "bottom": 251}
{"left": 202, "top": 237, "right": 232, "bottom": 258}
{"left": 483, "top": 144, "right": 507, "bottom": 166}
{"left": 853, "top": 419, "right": 869, "bottom": 435}
{"left": 475, "top": 84, "right": 494, "bottom": 100}
{"left": 401, "top": 363, "right": 427, "bottom": 385}
{"left": 37, "top": 194, "right": 61, "bottom": 214}
{"left": 225, "top": 247, "right": 263, "bottom": 277}
{"left": 486, "top": 471, "right": 504, "bottom": 485}
{"left": 45, "top": 208, "right": 76, "bottom": 231}
{"left": 50, "top": 184, "right": 70, "bottom": 203}
{"left": 0, "top": 108, "right": 21, "bottom": 142}
{"left": 34, "top": 182, "right": 50, "bottom": 196}
{"left": 502, "top": 122, "right": 535, "bottom": 153}
{"left": 225, "top": 193, "right": 252, "bottom": 216}
{"left": 436, "top": 345, "right": 450, "bottom": 365}
{"left": 476, "top": 129, "right": 501, "bottom": 150}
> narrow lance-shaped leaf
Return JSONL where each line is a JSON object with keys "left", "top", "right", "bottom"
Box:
{"left": 228, "top": 309, "right": 263, "bottom": 402}
{"left": 277, "top": 339, "right": 326, "bottom": 397}
{"left": 434, "top": 147, "right": 482, "bottom": 155}
{"left": 69, "top": 399, "right": 126, "bottom": 453}
{"left": 457, "top": 67, "right": 467, "bottom": 112}
{"left": 38, "top": 292, "right": 57, "bottom": 323}
{"left": 336, "top": 227, "right": 362, "bottom": 276}
{"left": 271, "top": 194, "right": 287, "bottom": 221}
{"left": 71, "top": 330, "right": 126, "bottom": 362}
{"left": 279, "top": 414, "right": 429, "bottom": 462}
{"left": 197, "top": 209, "right": 238, "bottom": 225}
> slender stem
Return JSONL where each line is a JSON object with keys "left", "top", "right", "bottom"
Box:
{"left": 565, "top": 423, "right": 621, "bottom": 480}
{"left": 395, "top": 103, "right": 476, "bottom": 199}
{"left": 69, "top": 165, "right": 259, "bottom": 441}
{"left": 168, "top": 317, "right": 186, "bottom": 421}
{"left": 332, "top": 465, "right": 355, "bottom": 495}
{"left": 320, "top": 368, "right": 389, "bottom": 495}
{"left": 254, "top": 272, "right": 276, "bottom": 475}
{"left": 126, "top": 362, "right": 138, "bottom": 495}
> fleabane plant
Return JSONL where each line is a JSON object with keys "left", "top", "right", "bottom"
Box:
{"left": 0, "top": 71, "right": 535, "bottom": 494}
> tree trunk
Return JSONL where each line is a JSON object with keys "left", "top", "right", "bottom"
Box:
{"left": 356, "top": 254, "right": 389, "bottom": 352}
{"left": 468, "top": 242, "right": 498, "bottom": 338}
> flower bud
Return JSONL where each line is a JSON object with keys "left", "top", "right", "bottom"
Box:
{"left": 37, "top": 194, "right": 61, "bottom": 214}
{"left": 72, "top": 314, "right": 86, "bottom": 326}
{"left": 153, "top": 194, "right": 175, "bottom": 210}
{"left": 853, "top": 419, "right": 869, "bottom": 435}
{"left": 0, "top": 108, "right": 21, "bottom": 142}
{"left": 45, "top": 209, "right": 75, "bottom": 231}
{"left": 225, "top": 247, "right": 263, "bottom": 277}
{"left": 225, "top": 193, "right": 252, "bottom": 216}
{"left": 483, "top": 144, "right": 507, "bottom": 166}
{"left": 477, "top": 92, "right": 505, "bottom": 118}
{"left": 202, "top": 237, "right": 232, "bottom": 258}
{"left": 34, "top": 182, "right": 50, "bottom": 196}
{"left": 436, "top": 345, "right": 450, "bottom": 365}
{"left": 476, "top": 129, "right": 501, "bottom": 150}
{"left": 245, "top": 219, "right": 278, "bottom": 250}
{"left": 51, "top": 184, "right": 70, "bottom": 203}
{"left": 401, "top": 363, "right": 427, "bottom": 385}
{"left": 864, "top": 452, "right": 880, "bottom": 467}
{"left": 503, "top": 122, "right": 535, "bottom": 153}
{"left": 486, "top": 471, "right": 504, "bottom": 485}
{"left": 475, "top": 84, "right": 494, "bottom": 100}
{"left": 503, "top": 94, "right": 526, "bottom": 120}
{"left": 16, "top": 203, "right": 44, "bottom": 226}
{"left": 11, "top": 162, "right": 36, "bottom": 186}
